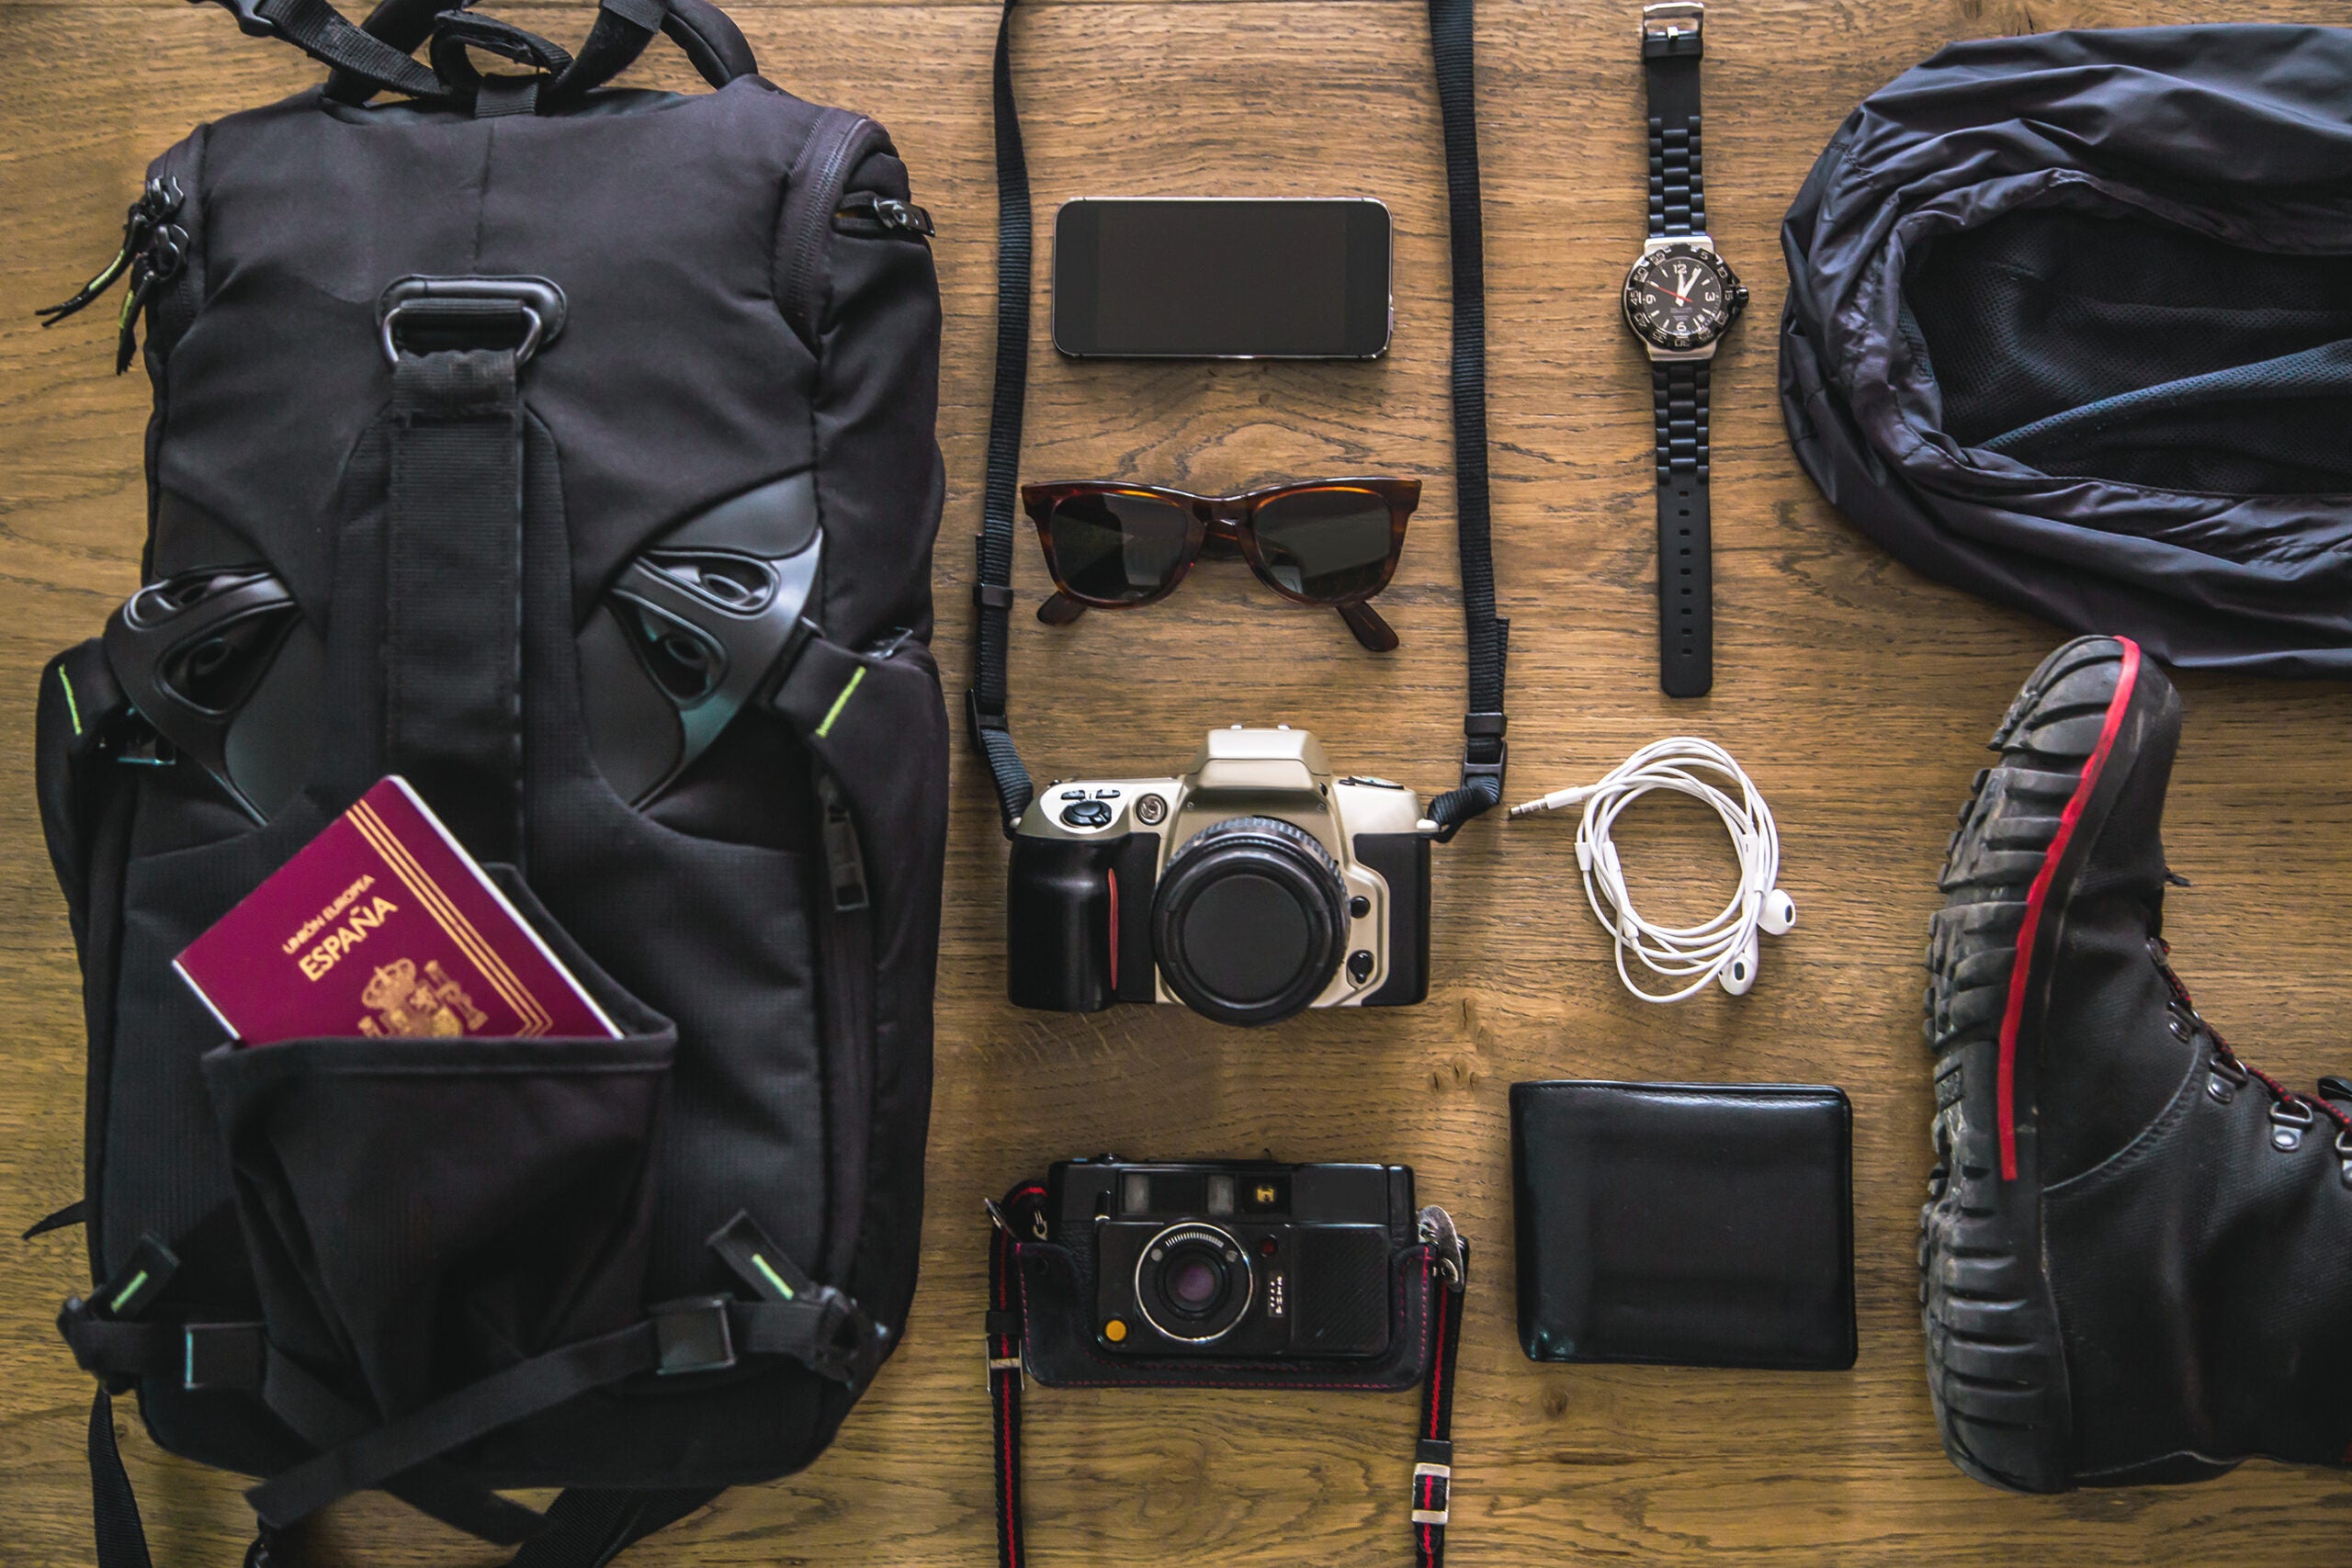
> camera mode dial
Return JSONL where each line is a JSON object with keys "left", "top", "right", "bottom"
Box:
{"left": 1150, "top": 815, "right": 1351, "bottom": 1027}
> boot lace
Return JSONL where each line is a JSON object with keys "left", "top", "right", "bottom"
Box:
{"left": 2152, "top": 939, "right": 2352, "bottom": 1166}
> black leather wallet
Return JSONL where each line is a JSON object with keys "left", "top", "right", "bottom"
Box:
{"left": 1511, "top": 1080, "right": 1856, "bottom": 1370}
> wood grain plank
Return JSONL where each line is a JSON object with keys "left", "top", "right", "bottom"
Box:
{"left": 4, "top": 0, "right": 2351, "bottom": 1562}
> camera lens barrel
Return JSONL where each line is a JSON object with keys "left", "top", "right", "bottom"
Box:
{"left": 1149, "top": 815, "right": 1351, "bottom": 1026}
{"left": 1134, "top": 1223, "right": 1254, "bottom": 1344}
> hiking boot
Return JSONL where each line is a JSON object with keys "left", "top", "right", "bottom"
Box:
{"left": 1922, "top": 634, "right": 2352, "bottom": 1492}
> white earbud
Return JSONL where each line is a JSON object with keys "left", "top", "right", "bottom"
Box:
{"left": 1758, "top": 888, "right": 1797, "bottom": 937}
{"left": 1718, "top": 931, "right": 1760, "bottom": 996}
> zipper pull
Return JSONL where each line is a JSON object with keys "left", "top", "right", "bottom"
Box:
{"left": 40, "top": 176, "right": 182, "bottom": 328}
{"left": 832, "top": 190, "right": 934, "bottom": 239}
{"left": 816, "top": 773, "right": 870, "bottom": 913}
{"left": 113, "top": 222, "right": 188, "bottom": 375}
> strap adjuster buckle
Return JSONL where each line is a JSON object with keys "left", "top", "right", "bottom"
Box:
{"left": 1460, "top": 739, "right": 1507, "bottom": 783}
{"left": 183, "top": 1322, "right": 266, "bottom": 1392}
{"left": 1410, "top": 1462, "right": 1452, "bottom": 1526}
{"left": 804, "top": 1287, "right": 887, "bottom": 1389}
{"left": 651, "top": 1296, "right": 738, "bottom": 1376}
{"left": 966, "top": 687, "right": 1010, "bottom": 742}
{"left": 1461, "top": 713, "right": 1508, "bottom": 786}
{"left": 209, "top": 0, "right": 286, "bottom": 42}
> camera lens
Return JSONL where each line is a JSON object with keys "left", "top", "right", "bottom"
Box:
{"left": 1134, "top": 1223, "right": 1254, "bottom": 1343}
{"left": 1166, "top": 1253, "right": 1224, "bottom": 1312}
{"left": 1149, "top": 816, "right": 1349, "bottom": 1027}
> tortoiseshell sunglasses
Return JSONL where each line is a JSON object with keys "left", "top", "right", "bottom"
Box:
{"left": 1020, "top": 478, "right": 1420, "bottom": 652}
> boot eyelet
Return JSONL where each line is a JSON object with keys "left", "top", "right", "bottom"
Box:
{"left": 2269, "top": 1099, "right": 2314, "bottom": 1152}
{"left": 2207, "top": 1052, "right": 2250, "bottom": 1104}
{"left": 2168, "top": 1015, "right": 2193, "bottom": 1042}
{"left": 2335, "top": 1130, "right": 2352, "bottom": 1190}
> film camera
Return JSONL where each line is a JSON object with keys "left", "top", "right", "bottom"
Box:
{"left": 1006, "top": 727, "right": 1430, "bottom": 1025}
{"left": 1046, "top": 1157, "right": 1417, "bottom": 1359}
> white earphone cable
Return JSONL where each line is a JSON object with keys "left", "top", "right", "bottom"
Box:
{"left": 1509, "top": 738, "right": 1792, "bottom": 1003}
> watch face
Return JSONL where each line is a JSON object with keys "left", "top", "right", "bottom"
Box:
{"left": 1623, "top": 243, "right": 1746, "bottom": 352}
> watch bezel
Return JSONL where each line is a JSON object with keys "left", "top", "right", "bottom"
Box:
{"left": 1622, "top": 241, "right": 1745, "bottom": 354}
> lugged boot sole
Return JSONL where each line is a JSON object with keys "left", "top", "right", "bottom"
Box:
{"left": 1919, "top": 635, "right": 2159, "bottom": 1494}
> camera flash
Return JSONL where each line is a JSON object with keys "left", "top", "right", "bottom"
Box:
{"left": 1102, "top": 1318, "right": 1128, "bottom": 1343}
{"left": 1207, "top": 1175, "right": 1236, "bottom": 1214}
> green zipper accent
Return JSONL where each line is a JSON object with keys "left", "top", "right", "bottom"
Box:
{"left": 58, "top": 667, "right": 84, "bottom": 737}
{"left": 109, "top": 1269, "right": 150, "bottom": 1314}
{"left": 814, "top": 665, "right": 865, "bottom": 739}
{"left": 750, "top": 1253, "right": 797, "bottom": 1301}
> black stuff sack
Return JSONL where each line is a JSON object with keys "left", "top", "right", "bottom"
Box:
{"left": 30, "top": 0, "right": 950, "bottom": 1562}
{"left": 1780, "top": 25, "right": 2352, "bottom": 675}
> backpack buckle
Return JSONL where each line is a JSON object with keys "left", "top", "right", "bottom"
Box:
{"left": 651, "top": 1296, "right": 738, "bottom": 1375}
{"left": 201, "top": 0, "right": 286, "bottom": 41}
{"left": 804, "top": 1287, "right": 887, "bottom": 1389}
{"left": 377, "top": 276, "right": 569, "bottom": 367}
{"left": 182, "top": 1322, "right": 266, "bottom": 1392}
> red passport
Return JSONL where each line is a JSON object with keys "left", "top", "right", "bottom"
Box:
{"left": 175, "top": 776, "right": 619, "bottom": 1045}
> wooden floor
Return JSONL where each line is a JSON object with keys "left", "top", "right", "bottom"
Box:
{"left": 6, "top": 0, "right": 2352, "bottom": 1562}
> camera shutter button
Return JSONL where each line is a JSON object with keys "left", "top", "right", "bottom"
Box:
{"left": 1058, "top": 799, "right": 1114, "bottom": 829}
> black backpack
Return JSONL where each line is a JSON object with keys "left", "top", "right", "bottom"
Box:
{"left": 30, "top": 0, "right": 948, "bottom": 1562}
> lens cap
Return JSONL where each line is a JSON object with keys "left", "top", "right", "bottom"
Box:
{"left": 1151, "top": 815, "right": 1349, "bottom": 1026}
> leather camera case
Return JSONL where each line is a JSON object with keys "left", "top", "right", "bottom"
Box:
{"left": 992, "top": 1179, "right": 1442, "bottom": 1392}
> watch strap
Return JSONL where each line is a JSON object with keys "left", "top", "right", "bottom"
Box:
{"left": 1653, "top": 362, "right": 1712, "bottom": 697}
{"left": 1642, "top": 3, "right": 1704, "bottom": 238}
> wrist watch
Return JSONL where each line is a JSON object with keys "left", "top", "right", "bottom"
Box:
{"left": 1623, "top": 0, "right": 1747, "bottom": 698}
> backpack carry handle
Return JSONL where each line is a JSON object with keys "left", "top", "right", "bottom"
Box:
{"left": 192, "top": 0, "right": 758, "bottom": 107}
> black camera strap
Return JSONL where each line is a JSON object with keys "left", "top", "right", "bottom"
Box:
{"left": 985, "top": 1195, "right": 1469, "bottom": 1568}
{"left": 967, "top": 0, "right": 1508, "bottom": 844}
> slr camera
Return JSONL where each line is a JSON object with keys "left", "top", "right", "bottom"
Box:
{"left": 1046, "top": 1157, "right": 1415, "bottom": 1359}
{"left": 1007, "top": 727, "right": 1430, "bottom": 1025}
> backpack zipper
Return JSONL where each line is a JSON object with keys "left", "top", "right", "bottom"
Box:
{"left": 113, "top": 220, "right": 191, "bottom": 374}
{"left": 780, "top": 112, "right": 876, "bottom": 342}
{"left": 816, "top": 772, "right": 870, "bottom": 913}
{"left": 833, "top": 190, "right": 934, "bottom": 241}
{"left": 38, "top": 177, "right": 190, "bottom": 373}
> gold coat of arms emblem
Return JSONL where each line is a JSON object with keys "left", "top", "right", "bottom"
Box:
{"left": 358, "top": 958, "right": 490, "bottom": 1037}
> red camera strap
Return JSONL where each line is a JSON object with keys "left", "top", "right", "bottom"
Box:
{"left": 985, "top": 1191, "right": 1467, "bottom": 1568}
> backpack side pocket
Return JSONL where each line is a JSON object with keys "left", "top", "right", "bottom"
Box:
{"left": 36, "top": 638, "right": 142, "bottom": 1276}
{"left": 36, "top": 640, "right": 130, "bottom": 956}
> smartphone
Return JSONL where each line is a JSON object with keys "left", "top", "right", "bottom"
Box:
{"left": 1051, "top": 197, "right": 1393, "bottom": 359}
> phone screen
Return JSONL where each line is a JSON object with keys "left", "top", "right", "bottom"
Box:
{"left": 1051, "top": 198, "right": 1393, "bottom": 359}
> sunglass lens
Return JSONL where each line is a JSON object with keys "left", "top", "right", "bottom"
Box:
{"left": 1047, "top": 491, "right": 1192, "bottom": 604}
{"left": 1251, "top": 488, "right": 1398, "bottom": 601}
